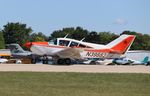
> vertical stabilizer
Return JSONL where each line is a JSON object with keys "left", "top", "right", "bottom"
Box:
{"left": 142, "top": 56, "right": 149, "bottom": 63}
{"left": 6, "top": 44, "right": 25, "bottom": 53}
{"left": 106, "top": 35, "right": 135, "bottom": 54}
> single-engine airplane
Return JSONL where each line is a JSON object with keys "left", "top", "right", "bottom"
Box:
{"left": 25, "top": 34, "right": 135, "bottom": 64}
{"left": 113, "top": 56, "right": 149, "bottom": 65}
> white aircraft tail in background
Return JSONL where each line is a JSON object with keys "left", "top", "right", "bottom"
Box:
{"left": 131, "top": 56, "right": 149, "bottom": 65}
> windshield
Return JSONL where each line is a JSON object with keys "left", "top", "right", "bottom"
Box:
{"left": 49, "top": 39, "right": 57, "bottom": 45}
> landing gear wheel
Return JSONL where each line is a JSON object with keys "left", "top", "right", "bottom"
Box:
{"left": 57, "top": 58, "right": 71, "bottom": 65}
{"left": 31, "top": 58, "right": 37, "bottom": 64}
{"left": 146, "top": 61, "right": 150, "bottom": 66}
{"left": 43, "top": 55, "right": 48, "bottom": 64}
{"left": 65, "top": 58, "right": 71, "bottom": 65}
{"left": 31, "top": 55, "right": 36, "bottom": 64}
{"left": 90, "top": 61, "right": 96, "bottom": 65}
{"left": 57, "top": 59, "right": 64, "bottom": 65}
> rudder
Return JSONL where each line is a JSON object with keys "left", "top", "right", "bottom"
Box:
{"left": 142, "top": 56, "right": 149, "bottom": 63}
{"left": 106, "top": 35, "right": 135, "bottom": 54}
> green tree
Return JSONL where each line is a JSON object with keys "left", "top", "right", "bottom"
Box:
{"left": 30, "top": 32, "right": 48, "bottom": 42}
{"left": 50, "top": 26, "right": 88, "bottom": 40}
{"left": 2, "top": 22, "right": 32, "bottom": 46}
{"left": 99, "top": 32, "right": 118, "bottom": 44}
{"left": 121, "top": 31, "right": 150, "bottom": 50}
{"left": 0, "top": 31, "right": 5, "bottom": 49}
{"left": 51, "top": 27, "right": 75, "bottom": 38}
{"left": 140, "top": 34, "right": 150, "bottom": 50}
{"left": 71, "top": 27, "right": 89, "bottom": 40}
{"left": 85, "top": 31, "right": 100, "bottom": 44}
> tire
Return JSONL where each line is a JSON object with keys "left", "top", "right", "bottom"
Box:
{"left": 57, "top": 59, "right": 64, "bottom": 65}
{"left": 31, "top": 58, "right": 36, "bottom": 64}
{"left": 90, "top": 61, "right": 96, "bottom": 65}
{"left": 65, "top": 58, "right": 71, "bottom": 65}
{"left": 146, "top": 61, "right": 150, "bottom": 66}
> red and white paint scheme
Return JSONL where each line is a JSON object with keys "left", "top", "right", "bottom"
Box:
{"left": 25, "top": 34, "right": 135, "bottom": 64}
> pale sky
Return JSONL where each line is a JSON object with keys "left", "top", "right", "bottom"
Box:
{"left": 0, "top": 0, "right": 150, "bottom": 35}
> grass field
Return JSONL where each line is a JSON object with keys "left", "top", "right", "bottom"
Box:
{"left": 0, "top": 72, "right": 150, "bottom": 96}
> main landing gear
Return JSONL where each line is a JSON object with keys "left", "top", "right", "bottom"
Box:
{"left": 57, "top": 58, "right": 71, "bottom": 65}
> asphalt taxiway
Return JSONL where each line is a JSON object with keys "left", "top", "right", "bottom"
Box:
{"left": 0, "top": 64, "right": 150, "bottom": 73}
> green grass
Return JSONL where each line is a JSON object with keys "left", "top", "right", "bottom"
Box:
{"left": 0, "top": 72, "right": 150, "bottom": 96}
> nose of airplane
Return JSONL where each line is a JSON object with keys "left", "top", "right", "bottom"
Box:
{"left": 24, "top": 42, "right": 32, "bottom": 49}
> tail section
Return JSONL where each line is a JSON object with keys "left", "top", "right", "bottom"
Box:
{"left": 142, "top": 56, "right": 149, "bottom": 63}
{"left": 106, "top": 35, "right": 135, "bottom": 54}
{"left": 6, "top": 44, "right": 25, "bottom": 53}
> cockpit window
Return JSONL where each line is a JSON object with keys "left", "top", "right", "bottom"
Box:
{"left": 59, "top": 40, "right": 70, "bottom": 46}
{"left": 69, "top": 42, "right": 92, "bottom": 48}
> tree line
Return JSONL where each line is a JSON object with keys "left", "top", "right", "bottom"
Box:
{"left": 0, "top": 22, "right": 150, "bottom": 50}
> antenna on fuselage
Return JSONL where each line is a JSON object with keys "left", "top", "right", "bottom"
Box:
{"left": 64, "top": 34, "right": 69, "bottom": 38}
{"left": 80, "top": 37, "right": 85, "bottom": 42}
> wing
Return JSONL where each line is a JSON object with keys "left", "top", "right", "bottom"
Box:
{"left": 54, "top": 48, "right": 83, "bottom": 59}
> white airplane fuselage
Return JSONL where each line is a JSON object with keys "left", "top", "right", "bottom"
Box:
{"left": 30, "top": 44, "right": 121, "bottom": 59}
{"left": 25, "top": 34, "right": 135, "bottom": 64}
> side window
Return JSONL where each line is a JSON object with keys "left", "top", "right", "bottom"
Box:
{"left": 64, "top": 41, "right": 70, "bottom": 46}
{"left": 70, "top": 42, "right": 79, "bottom": 47}
{"left": 59, "top": 40, "right": 70, "bottom": 46}
{"left": 59, "top": 40, "right": 64, "bottom": 46}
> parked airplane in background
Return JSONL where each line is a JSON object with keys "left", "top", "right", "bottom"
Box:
{"left": 25, "top": 34, "right": 135, "bottom": 64}
{"left": 0, "top": 58, "right": 8, "bottom": 63}
{"left": 113, "top": 58, "right": 132, "bottom": 65}
{"left": 113, "top": 56, "right": 149, "bottom": 65}
{"left": 0, "top": 49, "right": 11, "bottom": 64}
{"left": 131, "top": 56, "right": 149, "bottom": 65}
{"left": 83, "top": 58, "right": 113, "bottom": 65}
{"left": 6, "top": 44, "right": 32, "bottom": 57}
{"left": 6, "top": 44, "right": 53, "bottom": 64}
